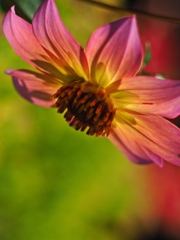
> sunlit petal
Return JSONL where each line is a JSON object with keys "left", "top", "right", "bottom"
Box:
{"left": 85, "top": 16, "right": 143, "bottom": 87}
{"left": 109, "top": 125, "right": 158, "bottom": 165}
{"left": 6, "top": 69, "right": 62, "bottom": 85}
{"left": 114, "top": 112, "right": 180, "bottom": 166}
{"left": 8, "top": 69, "right": 58, "bottom": 107}
{"left": 32, "top": 0, "right": 89, "bottom": 79}
{"left": 110, "top": 76, "right": 180, "bottom": 118}
{"left": 3, "top": 7, "right": 51, "bottom": 71}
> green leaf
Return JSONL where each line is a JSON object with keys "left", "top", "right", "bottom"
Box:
{"left": 0, "top": 0, "right": 43, "bottom": 22}
{"left": 143, "top": 42, "right": 151, "bottom": 66}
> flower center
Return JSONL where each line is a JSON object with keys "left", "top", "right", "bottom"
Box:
{"left": 53, "top": 81, "right": 116, "bottom": 137}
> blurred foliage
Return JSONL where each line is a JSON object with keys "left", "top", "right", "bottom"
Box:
{"left": 143, "top": 43, "right": 151, "bottom": 66}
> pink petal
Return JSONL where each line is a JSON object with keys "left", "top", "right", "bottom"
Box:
{"left": 32, "top": 0, "right": 89, "bottom": 79}
{"left": 109, "top": 125, "right": 162, "bottom": 166}
{"left": 3, "top": 7, "right": 50, "bottom": 71}
{"left": 112, "top": 112, "right": 180, "bottom": 166}
{"left": 110, "top": 76, "right": 180, "bottom": 118}
{"left": 6, "top": 69, "right": 61, "bottom": 84}
{"left": 8, "top": 70, "right": 59, "bottom": 107}
{"left": 85, "top": 16, "right": 143, "bottom": 87}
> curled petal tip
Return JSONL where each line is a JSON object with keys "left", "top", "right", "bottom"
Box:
{"left": 5, "top": 69, "right": 14, "bottom": 75}
{"left": 12, "top": 6, "right": 15, "bottom": 12}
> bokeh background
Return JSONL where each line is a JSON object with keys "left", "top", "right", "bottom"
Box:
{"left": 0, "top": 0, "right": 180, "bottom": 239}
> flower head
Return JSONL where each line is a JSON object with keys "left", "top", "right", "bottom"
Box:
{"left": 3, "top": 0, "right": 180, "bottom": 167}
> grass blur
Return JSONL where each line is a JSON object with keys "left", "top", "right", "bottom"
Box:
{"left": 0, "top": 1, "right": 155, "bottom": 239}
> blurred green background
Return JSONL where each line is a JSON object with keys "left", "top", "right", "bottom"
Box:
{"left": 0, "top": 0, "right": 180, "bottom": 240}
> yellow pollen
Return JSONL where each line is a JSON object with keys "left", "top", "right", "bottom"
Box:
{"left": 53, "top": 81, "right": 116, "bottom": 137}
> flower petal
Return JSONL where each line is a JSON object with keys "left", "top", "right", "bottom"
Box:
{"left": 109, "top": 125, "right": 161, "bottom": 166}
{"left": 3, "top": 6, "right": 78, "bottom": 81}
{"left": 3, "top": 7, "right": 50, "bottom": 71}
{"left": 32, "top": 0, "right": 89, "bottom": 79}
{"left": 85, "top": 16, "right": 143, "bottom": 87}
{"left": 113, "top": 112, "right": 180, "bottom": 166}
{"left": 110, "top": 76, "right": 180, "bottom": 118}
{"left": 8, "top": 70, "right": 59, "bottom": 107}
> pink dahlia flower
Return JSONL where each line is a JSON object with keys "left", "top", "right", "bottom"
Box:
{"left": 3, "top": 0, "right": 180, "bottom": 167}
